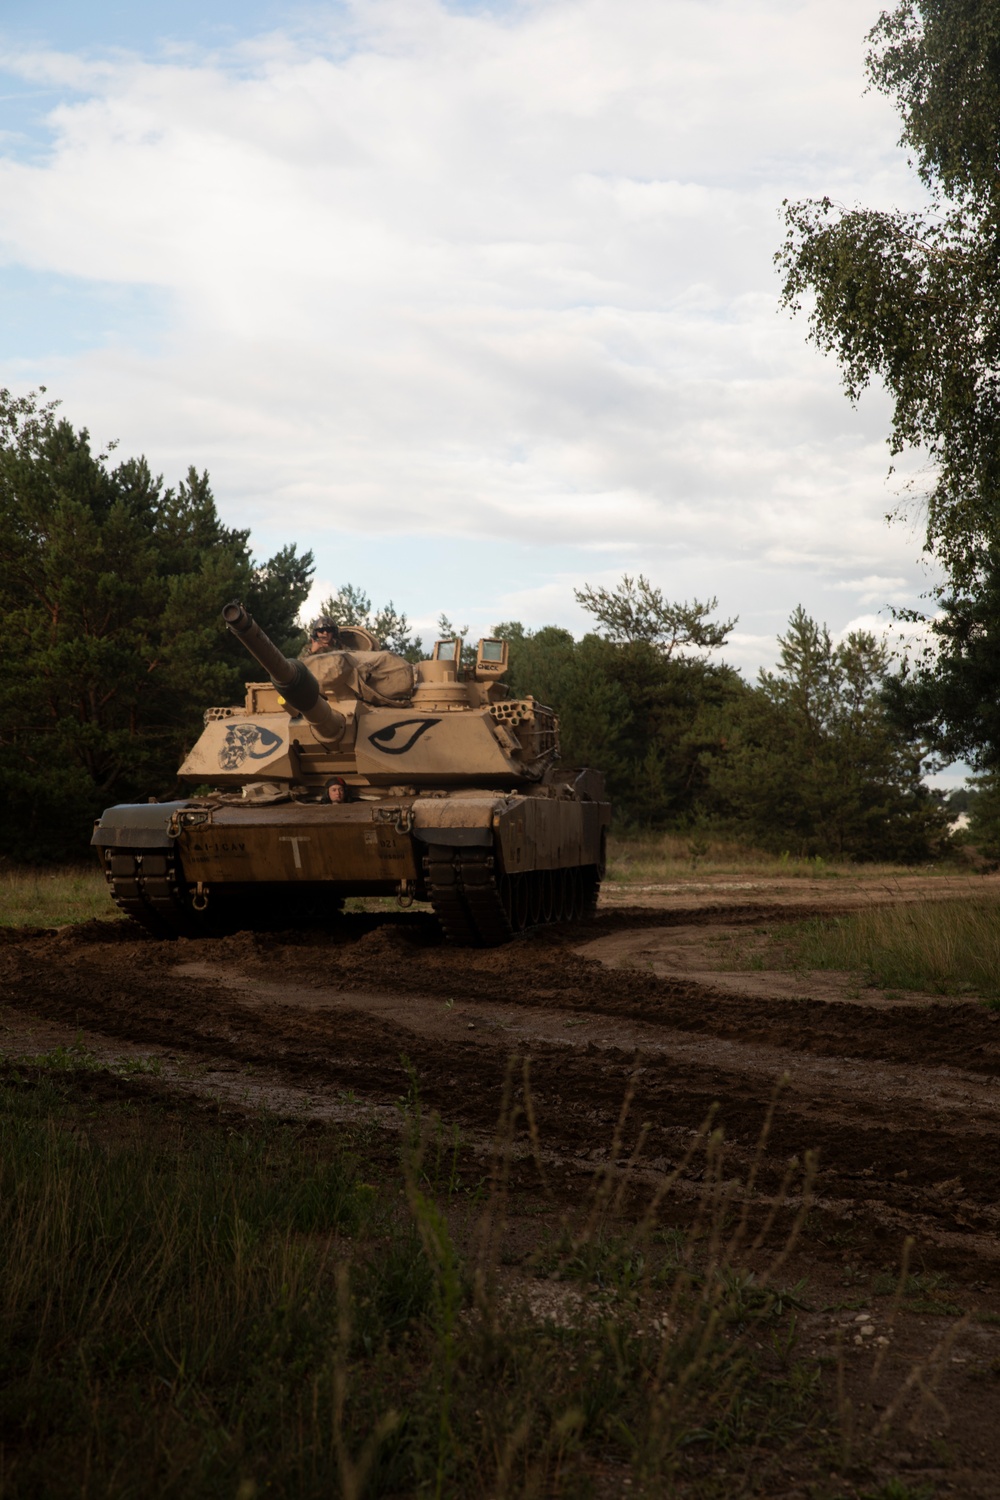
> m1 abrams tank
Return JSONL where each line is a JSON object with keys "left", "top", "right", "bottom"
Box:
{"left": 92, "top": 603, "right": 611, "bottom": 944}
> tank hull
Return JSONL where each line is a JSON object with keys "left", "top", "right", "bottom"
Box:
{"left": 92, "top": 789, "right": 610, "bottom": 944}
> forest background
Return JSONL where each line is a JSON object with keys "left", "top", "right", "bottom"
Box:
{"left": 11, "top": 4, "right": 1000, "bottom": 866}
{"left": 0, "top": 385, "right": 953, "bottom": 865}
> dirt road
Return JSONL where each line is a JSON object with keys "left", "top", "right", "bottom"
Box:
{"left": 4, "top": 877, "right": 1000, "bottom": 1276}
{"left": 7, "top": 876, "right": 1000, "bottom": 1490}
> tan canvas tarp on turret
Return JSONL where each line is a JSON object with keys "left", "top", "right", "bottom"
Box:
{"left": 307, "top": 650, "right": 414, "bottom": 707}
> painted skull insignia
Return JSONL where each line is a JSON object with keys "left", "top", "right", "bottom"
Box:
{"left": 218, "top": 723, "right": 284, "bottom": 770}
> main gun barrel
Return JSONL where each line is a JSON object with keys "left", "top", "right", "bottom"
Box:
{"left": 222, "top": 602, "right": 347, "bottom": 745}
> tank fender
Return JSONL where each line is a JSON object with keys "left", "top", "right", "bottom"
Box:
{"left": 91, "top": 802, "right": 192, "bottom": 849}
{"left": 411, "top": 796, "right": 503, "bottom": 848}
{"left": 494, "top": 795, "right": 608, "bottom": 872}
{"left": 412, "top": 827, "right": 493, "bottom": 848}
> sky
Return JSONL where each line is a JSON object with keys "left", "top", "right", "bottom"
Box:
{"left": 0, "top": 0, "right": 951, "bottom": 736}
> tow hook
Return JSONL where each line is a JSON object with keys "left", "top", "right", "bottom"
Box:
{"left": 168, "top": 808, "right": 213, "bottom": 839}
{"left": 373, "top": 805, "right": 414, "bottom": 836}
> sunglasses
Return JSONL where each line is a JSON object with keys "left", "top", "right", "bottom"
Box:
{"left": 311, "top": 629, "right": 334, "bottom": 639}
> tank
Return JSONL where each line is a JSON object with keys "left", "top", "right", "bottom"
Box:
{"left": 91, "top": 603, "right": 611, "bottom": 944}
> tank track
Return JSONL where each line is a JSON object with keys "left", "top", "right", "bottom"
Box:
{"left": 422, "top": 845, "right": 600, "bottom": 946}
{"left": 102, "top": 846, "right": 198, "bottom": 937}
{"left": 101, "top": 846, "right": 344, "bottom": 938}
{"left": 103, "top": 842, "right": 597, "bottom": 945}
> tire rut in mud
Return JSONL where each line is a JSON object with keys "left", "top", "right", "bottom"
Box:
{"left": 4, "top": 910, "right": 1000, "bottom": 1273}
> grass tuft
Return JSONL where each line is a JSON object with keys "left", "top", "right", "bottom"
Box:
{"left": 782, "top": 897, "right": 1000, "bottom": 1001}
{"left": 0, "top": 1049, "right": 972, "bottom": 1495}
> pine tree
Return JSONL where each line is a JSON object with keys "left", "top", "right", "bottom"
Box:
{"left": 708, "top": 608, "right": 946, "bottom": 859}
{"left": 0, "top": 389, "right": 313, "bottom": 860}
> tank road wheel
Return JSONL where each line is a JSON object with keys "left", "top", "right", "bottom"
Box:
{"left": 527, "top": 872, "right": 543, "bottom": 926}
{"left": 512, "top": 873, "right": 530, "bottom": 932}
{"left": 551, "top": 868, "right": 566, "bottom": 921}
{"left": 526, "top": 874, "right": 539, "bottom": 928}
{"left": 565, "top": 866, "right": 582, "bottom": 921}
{"left": 581, "top": 865, "right": 601, "bottom": 919}
{"left": 540, "top": 869, "right": 555, "bottom": 923}
{"left": 498, "top": 872, "right": 528, "bottom": 934}
{"left": 554, "top": 866, "right": 570, "bottom": 921}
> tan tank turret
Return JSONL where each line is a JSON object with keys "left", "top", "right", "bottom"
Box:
{"left": 91, "top": 601, "right": 611, "bottom": 944}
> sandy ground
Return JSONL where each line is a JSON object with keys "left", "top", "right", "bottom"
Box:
{"left": 4, "top": 872, "right": 1000, "bottom": 1494}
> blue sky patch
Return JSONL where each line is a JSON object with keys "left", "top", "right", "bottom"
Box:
{"left": 0, "top": 266, "right": 171, "bottom": 360}
{"left": 0, "top": 0, "right": 300, "bottom": 56}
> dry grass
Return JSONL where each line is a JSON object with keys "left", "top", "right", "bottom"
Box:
{"left": 0, "top": 863, "right": 117, "bottom": 927}
{"left": 0, "top": 1045, "right": 971, "bottom": 1496}
{"left": 0, "top": 1051, "right": 848, "bottom": 1498}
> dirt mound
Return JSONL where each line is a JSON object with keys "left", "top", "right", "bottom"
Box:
{"left": 175, "top": 929, "right": 267, "bottom": 963}
{"left": 0, "top": 926, "right": 56, "bottom": 945}
{"left": 55, "top": 918, "right": 141, "bottom": 945}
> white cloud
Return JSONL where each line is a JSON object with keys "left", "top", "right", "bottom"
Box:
{"left": 830, "top": 574, "right": 911, "bottom": 605}
{"left": 0, "top": 0, "right": 937, "bottom": 666}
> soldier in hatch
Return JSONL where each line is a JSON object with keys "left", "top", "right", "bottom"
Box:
{"left": 297, "top": 614, "right": 414, "bottom": 703}
{"left": 302, "top": 617, "right": 341, "bottom": 658}
{"left": 301, "top": 615, "right": 385, "bottom": 657}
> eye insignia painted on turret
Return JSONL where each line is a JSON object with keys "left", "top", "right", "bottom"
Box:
{"left": 368, "top": 718, "right": 442, "bottom": 755}
{"left": 218, "top": 723, "right": 284, "bottom": 770}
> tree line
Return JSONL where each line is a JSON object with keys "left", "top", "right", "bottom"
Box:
{"left": 287, "top": 573, "right": 949, "bottom": 859}
{"left": 0, "top": 387, "right": 948, "bottom": 865}
{"left": 496, "top": 580, "right": 947, "bottom": 860}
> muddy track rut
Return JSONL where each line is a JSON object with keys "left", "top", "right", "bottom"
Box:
{"left": 3, "top": 902, "right": 1000, "bottom": 1281}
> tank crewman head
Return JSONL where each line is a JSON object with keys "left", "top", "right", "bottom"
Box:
{"left": 325, "top": 775, "right": 351, "bottom": 803}
{"left": 308, "top": 616, "right": 341, "bottom": 654}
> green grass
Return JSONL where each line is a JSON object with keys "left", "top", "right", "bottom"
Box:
{"left": 0, "top": 863, "right": 118, "bottom": 927}
{"left": 0, "top": 1054, "right": 848, "bottom": 1499}
{"left": 605, "top": 831, "right": 953, "bottom": 885}
{"left": 776, "top": 897, "right": 1000, "bottom": 1001}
